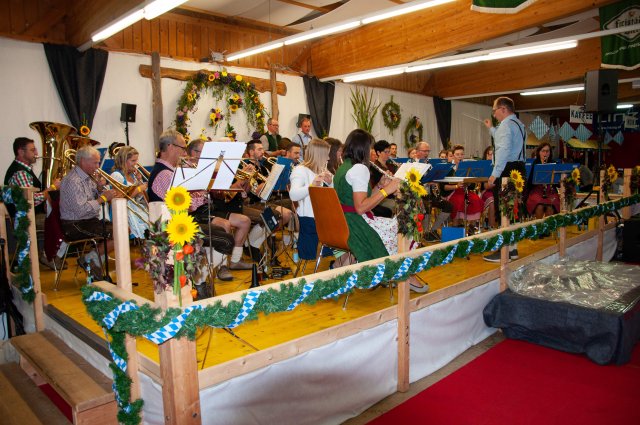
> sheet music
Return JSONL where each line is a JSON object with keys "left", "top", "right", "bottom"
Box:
{"left": 171, "top": 142, "right": 245, "bottom": 191}
{"left": 394, "top": 162, "right": 431, "bottom": 180}
{"left": 258, "top": 163, "right": 285, "bottom": 201}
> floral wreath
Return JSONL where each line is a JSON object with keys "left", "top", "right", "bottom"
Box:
{"left": 381, "top": 96, "right": 401, "bottom": 134}
{"left": 175, "top": 70, "right": 266, "bottom": 140}
{"left": 404, "top": 116, "right": 423, "bottom": 149}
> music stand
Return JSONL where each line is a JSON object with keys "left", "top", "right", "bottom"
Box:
{"left": 455, "top": 160, "right": 492, "bottom": 178}
{"left": 420, "top": 162, "right": 453, "bottom": 185}
{"left": 531, "top": 163, "right": 578, "bottom": 185}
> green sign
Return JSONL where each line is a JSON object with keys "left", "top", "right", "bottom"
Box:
{"left": 600, "top": 0, "right": 640, "bottom": 70}
{"left": 471, "top": 0, "right": 537, "bottom": 13}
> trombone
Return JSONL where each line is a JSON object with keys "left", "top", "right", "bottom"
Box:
{"left": 110, "top": 143, "right": 150, "bottom": 183}
{"left": 64, "top": 149, "right": 151, "bottom": 226}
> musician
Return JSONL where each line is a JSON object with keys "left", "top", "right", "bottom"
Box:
{"left": 185, "top": 140, "right": 253, "bottom": 273}
{"left": 292, "top": 117, "right": 312, "bottom": 148}
{"left": 288, "top": 138, "right": 332, "bottom": 261}
{"left": 389, "top": 143, "right": 398, "bottom": 159}
{"left": 414, "top": 141, "right": 431, "bottom": 160}
{"left": 260, "top": 118, "right": 285, "bottom": 157}
{"left": 481, "top": 146, "right": 496, "bottom": 228}
{"left": 407, "top": 147, "right": 417, "bottom": 161}
{"left": 147, "top": 130, "right": 235, "bottom": 282}
{"left": 441, "top": 144, "right": 483, "bottom": 229}
{"left": 284, "top": 142, "right": 302, "bottom": 165}
{"left": 525, "top": 142, "right": 560, "bottom": 219}
{"left": 59, "top": 146, "right": 118, "bottom": 280}
{"left": 110, "top": 146, "right": 149, "bottom": 239}
{"left": 369, "top": 140, "right": 396, "bottom": 219}
{"left": 415, "top": 141, "right": 451, "bottom": 242}
{"left": 4, "top": 137, "right": 66, "bottom": 270}
{"left": 438, "top": 149, "right": 448, "bottom": 160}
{"left": 326, "top": 137, "right": 343, "bottom": 175}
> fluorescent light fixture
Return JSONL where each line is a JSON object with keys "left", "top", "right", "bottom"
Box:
{"left": 617, "top": 104, "right": 634, "bottom": 109}
{"left": 343, "top": 68, "right": 405, "bottom": 83}
{"left": 486, "top": 41, "right": 577, "bottom": 60}
{"left": 226, "top": 42, "right": 284, "bottom": 61}
{"left": 144, "top": 0, "right": 189, "bottom": 20}
{"left": 361, "top": 0, "right": 455, "bottom": 24}
{"left": 520, "top": 86, "right": 583, "bottom": 96}
{"left": 92, "top": 9, "right": 144, "bottom": 42}
{"left": 406, "top": 56, "right": 481, "bottom": 72}
{"left": 284, "top": 21, "right": 361, "bottom": 45}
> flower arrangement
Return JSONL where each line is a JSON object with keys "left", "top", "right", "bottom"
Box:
{"left": 382, "top": 96, "right": 401, "bottom": 134}
{"left": 225, "top": 122, "right": 236, "bottom": 141}
{"left": 631, "top": 165, "right": 640, "bottom": 195}
{"left": 562, "top": 167, "right": 580, "bottom": 211}
{"left": 404, "top": 116, "right": 423, "bottom": 149}
{"left": 350, "top": 86, "right": 380, "bottom": 133}
{"left": 396, "top": 168, "right": 427, "bottom": 243}
{"left": 174, "top": 69, "right": 266, "bottom": 137}
{"left": 138, "top": 187, "right": 206, "bottom": 303}
{"left": 499, "top": 169, "right": 525, "bottom": 222}
{"left": 601, "top": 164, "right": 619, "bottom": 201}
{"left": 79, "top": 114, "right": 91, "bottom": 136}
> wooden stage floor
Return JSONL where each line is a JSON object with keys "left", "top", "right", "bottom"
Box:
{"left": 39, "top": 228, "right": 586, "bottom": 369}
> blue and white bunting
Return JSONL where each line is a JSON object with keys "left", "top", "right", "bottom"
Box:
{"left": 103, "top": 301, "right": 140, "bottom": 329}
{"left": 286, "top": 281, "right": 316, "bottom": 311}
{"left": 225, "top": 292, "right": 262, "bottom": 329}
{"left": 322, "top": 272, "right": 358, "bottom": 300}
{"left": 145, "top": 305, "right": 203, "bottom": 342}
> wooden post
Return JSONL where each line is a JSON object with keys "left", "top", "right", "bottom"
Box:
{"left": 0, "top": 204, "right": 10, "bottom": 283}
{"left": 270, "top": 66, "right": 279, "bottom": 121}
{"left": 558, "top": 173, "right": 567, "bottom": 258}
{"left": 500, "top": 177, "right": 509, "bottom": 292}
{"left": 111, "top": 199, "right": 132, "bottom": 291}
{"left": 152, "top": 52, "right": 163, "bottom": 151}
{"left": 159, "top": 338, "right": 201, "bottom": 425}
{"left": 24, "top": 188, "right": 44, "bottom": 332}
{"left": 596, "top": 215, "right": 605, "bottom": 261}
{"left": 622, "top": 168, "right": 631, "bottom": 220}
{"left": 397, "top": 279, "right": 410, "bottom": 392}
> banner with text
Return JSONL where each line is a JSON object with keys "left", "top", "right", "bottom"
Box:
{"left": 569, "top": 105, "right": 593, "bottom": 125}
{"left": 471, "top": 0, "right": 537, "bottom": 14}
{"left": 600, "top": 0, "right": 640, "bottom": 70}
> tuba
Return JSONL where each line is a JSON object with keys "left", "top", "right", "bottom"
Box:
{"left": 30, "top": 121, "right": 77, "bottom": 187}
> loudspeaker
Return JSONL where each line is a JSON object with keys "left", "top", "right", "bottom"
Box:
{"left": 120, "top": 103, "right": 137, "bottom": 123}
{"left": 584, "top": 70, "right": 618, "bottom": 113}
{"left": 623, "top": 217, "right": 640, "bottom": 262}
{"left": 296, "top": 113, "right": 311, "bottom": 128}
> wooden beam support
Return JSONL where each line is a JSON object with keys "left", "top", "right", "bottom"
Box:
{"left": 309, "top": 0, "right": 619, "bottom": 79}
{"left": 159, "top": 338, "right": 201, "bottom": 425}
{"left": 397, "top": 280, "right": 410, "bottom": 393}
{"left": 270, "top": 66, "right": 279, "bottom": 120}
{"left": 151, "top": 52, "right": 163, "bottom": 150}
{"left": 24, "top": 188, "right": 44, "bottom": 332}
{"left": 139, "top": 65, "right": 287, "bottom": 96}
{"left": 20, "top": 6, "right": 67, "bottom": 38}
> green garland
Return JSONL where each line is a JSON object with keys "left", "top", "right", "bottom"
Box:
{"left": 404, "top": 116, "right": 423, "bottom": 149}
{"left": 381, "top": 96, "right": 401, "bottom": 134}
{"left": 1, "top": 186, "right": 35, "bottom": 302}
{"left": 82, "top": 193, "right": 640, "bottom": 425}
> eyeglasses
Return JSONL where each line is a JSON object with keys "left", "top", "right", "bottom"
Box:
{"left": 417, "top": 149, "right": 430, "bottom": 153}
{"left": 192, "top": 149, "right": 202, "bottom": 153}
{"left": 492, "top": 106, "right": 503, "bottom": 113}
{"left": 171, "top": 143, "right": 187, "bottom": 151}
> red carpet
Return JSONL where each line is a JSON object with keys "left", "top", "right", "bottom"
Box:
{"left": 39, "top": 383, "right": 72, "bottom": 421}
{"left": 369, "top": 339, "right": 640, "bottom": 425}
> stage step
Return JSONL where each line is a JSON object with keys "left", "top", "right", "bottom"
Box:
{"left": 0, "top": 362, "right": 70, "bottom": 424}
{"left": 10, "top": 330, "right": 117, "bottom": 425}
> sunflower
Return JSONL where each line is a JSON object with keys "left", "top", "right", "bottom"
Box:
{"left": 187, "top": 93, "right": 194, "bottom": 102}
{"left": 236, "top": 75, "right": 243, "bottom": 82}
{"left": 514, "top": 178, "right": 525, "bottom": 193}
{"left": 405, "top": 168, "right": 422, "bottom": 191}
{"left": 414, "top": 184, "right": 427, "bottom": 197}
{"left": 208, "top": 73, "right": 215, "bottom": 82}
{"left": 79, "top": 125, "right": 90, "bottom": 136}
{"left": 509, "top": 169, "right": 523, "bottom": 182}
{"left": 232, "top": 93, "right": 240, "bottom": 102}
{"left": 166, "top": 213, "right": 199, "bottom": 246}
{"left": 222, "top": 71, "right": 228, "bottom": 77}
{"left": 165, "top": 186, "right": 191, "bottom": 212}
{"left": 607, "top": 165, "right": 618, "bottom": 182}
{"left": 571, "top": 168, "right": 581, "bottom": 184}
{"left": 230, "top": 104, "right": 238, "bottom": 112}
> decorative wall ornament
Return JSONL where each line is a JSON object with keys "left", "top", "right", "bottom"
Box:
{"left": 381, "top": 96, "right": 401, "bottom": 134}
{"left": 404, "top": 116, "right": 423, "bottom": 149}
{"left": 350, "top": 86, "right": 380, "bottom": 133}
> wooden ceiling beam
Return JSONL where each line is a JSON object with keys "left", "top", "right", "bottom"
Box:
{"left": 66, "top": 0, "right": 146, "bottom": 47}
{"left": 276, "top": 0, "right": 334, "bottom": 13}
{"left": 308, "top": 0, "right": 619, "bottom": 79}
{"left": 20, "top": 5, "right": 67, "bottom": 38}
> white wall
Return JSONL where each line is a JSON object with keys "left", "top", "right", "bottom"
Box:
{"left": 1, "top": 37, "right": 496, "bottom": 177}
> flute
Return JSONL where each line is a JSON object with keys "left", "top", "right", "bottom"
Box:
{"left": 369, "top": 160, "right": 401, "bottom": 181}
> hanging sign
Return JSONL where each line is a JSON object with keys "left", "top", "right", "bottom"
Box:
{"left": 569, "top": 105, "right": 593, "bottom": 124}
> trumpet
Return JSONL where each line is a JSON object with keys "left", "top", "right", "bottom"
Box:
{"left": 64, "top": 149, "right": 151, "bottom": 225}
{"left": 224, "top": 160, "right": 269, "bottom": 202}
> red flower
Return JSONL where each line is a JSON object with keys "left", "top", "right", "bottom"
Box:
{"left": 179, "top": 275, "right": 187, "bottom": 287}
{"left": 183, "top": 244, "right": 194, "bottom": 255}
{"left": 417, "top": 213, "right": 424, "bottom": 221}
{"left": 176, "top": 251, "right": 184, "bottom": 261}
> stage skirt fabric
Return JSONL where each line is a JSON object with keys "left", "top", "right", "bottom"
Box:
{"left": 526, "top": 185, "right": 560, "bottom": 215}
{"left": 448, "top": 188, "right": 483, "bottom": 221}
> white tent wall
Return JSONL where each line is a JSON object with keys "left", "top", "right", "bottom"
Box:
{"left": 451, "top": 101, "right": 494, "bottom": 158}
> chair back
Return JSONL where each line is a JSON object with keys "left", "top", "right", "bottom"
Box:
{"left": 308, "top": 187, "right": 350, "bottom": 251}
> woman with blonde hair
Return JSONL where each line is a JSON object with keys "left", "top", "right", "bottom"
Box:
{"left": 110, "top": 146, "right": 149, "bottom": 239}
{"left": 289, "top": 138, "right": 333, "bottom": 260}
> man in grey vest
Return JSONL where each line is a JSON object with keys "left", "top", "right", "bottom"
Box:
{"left": 260, "top": 118, "right": 285, "bottom": 157}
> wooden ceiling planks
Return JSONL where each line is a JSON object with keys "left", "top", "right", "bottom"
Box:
{"left": 307, "top": 0, "right": 620, "bottom": 79}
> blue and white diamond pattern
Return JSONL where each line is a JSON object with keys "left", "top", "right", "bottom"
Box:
{"left": 529, "top": 116, "right": 549, "bottom": 140}
{"left": 605, "top": 132, "right": 614, "bottom": 144}
{"left": 574, "top": 124, "right": 593, "bottom": 142}
{"left": 558, "top": 122, "right": 575, "bottom": 141}
{"left": 613, "top": 131, "right": 624, "bottom": 145}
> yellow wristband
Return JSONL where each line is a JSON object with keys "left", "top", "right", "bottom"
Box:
{"left": 100, "top": 195, "right": 107, "bottom": 203}
{"left": 50, "top": 184, "right": 57, "bottom": 190}
{"left": 379, "top": 188, "right": 388, "bottom": 198}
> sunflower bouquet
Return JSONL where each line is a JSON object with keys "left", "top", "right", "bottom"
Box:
{"left": 228, "top": 93, "right": 243, "bottom": 113}
{"left": 139, "top": 187, "right": 206, "bottom": 302}
{"left": 601, "top": 165, "right": 619, "bottom": 201}
{"left": 396, "top": 167, "right": 427, "bottom": 243}
{"left": 498, "top": 169, "right": 525, "bottom": 222}
{"left": 209, "top": 108, "right": 224, "bottom": 130}
{"left": 561, "top": 167, "right": 580, "bottom": 211}
{"left": 631, "top": 165, "right": 640, "bottom": 195}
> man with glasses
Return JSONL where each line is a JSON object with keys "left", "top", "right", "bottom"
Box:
{"left": 414, "top": 141, "right": 431, "bottom": 161}
{"left": 260, "top": 118, "right": 285, "bottom": 157}
{"left": 483, "top": 96, "right": 526, "bottom": 262}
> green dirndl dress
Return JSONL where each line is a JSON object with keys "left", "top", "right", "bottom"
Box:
{"left": 334, "top": 159, "right": 389, "bottom": 262}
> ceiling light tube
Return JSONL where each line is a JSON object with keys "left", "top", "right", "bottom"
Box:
{"left": 226, "top": 42, "right": 284, "bottom": 61}
{"left": 92, "top": 9, "right": 144, "bottom": 42}
{"left": 520, "top": 86, "right": 584, "bottom": 96}
{"left": 144, "top": 0, "right": 189, "bottom": 20}
{"left": 361, "top": 0, "right": 455, "bottom": 24}
{"left": 617, "top": 104, "right": 634, "bottom": 109}
{"left": 284, "top": 21, "right": 361, "bottom": 45}
{"left": 343, "top": 68, "right": 405, "bottom": 83}
{"left": 486, "top": 41, "right": 577, "bottom": 60}
{"left": 406, "top": 56, "right": 482, "bottom": 72}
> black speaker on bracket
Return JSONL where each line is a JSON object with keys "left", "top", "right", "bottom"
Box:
{"left": 584, "top": 70, "right": 618, "bottom": 113}
{"left": 120, "top": 103, "right": 137, "bottom": 123}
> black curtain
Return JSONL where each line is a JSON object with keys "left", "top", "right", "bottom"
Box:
{"left": 302, "top": 76, "right": 335, "bottom": 137}
{"left": 433, "top": 96, "right": 452, "bottom": 150}
{"left": 44, "top": 44, "right": 109, "bottom": 129}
